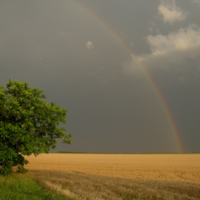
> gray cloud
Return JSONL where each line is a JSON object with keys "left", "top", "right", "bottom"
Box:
{"left": 86, "top": 41, "right": 94, "bottom": 49}
{"left": 192, "top": 0, "right": 200, "bottom": 7}
{"left": 158, "top": 0, "right": 187, "bottom": 24}
{"left": 146, "top": 24, "right": 200, "bottom": 56}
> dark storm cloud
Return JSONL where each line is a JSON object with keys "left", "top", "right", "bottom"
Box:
{"left": 0, "top": 0, "right": 199, "bottom": 153}
{"left": 126, "top": 8, "right": 200, "bottom": 152}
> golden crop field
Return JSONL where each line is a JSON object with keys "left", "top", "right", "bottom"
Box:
{"left": 24, "top": 154, "right": 200, "bottom": 200}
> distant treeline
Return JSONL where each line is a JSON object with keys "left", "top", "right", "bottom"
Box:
{"left": 56, "top": 152, "right": 127, "bottom": 154}
{"left": 56, "top": 152, "right": 124, "bottom": 154}
{"left": 57, "top": 151, "right": 88, "bottom": 154}
{"left": 55, "top": 151, "right": 200, "bottom": 154}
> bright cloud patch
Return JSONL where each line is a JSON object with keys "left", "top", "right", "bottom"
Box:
{"left": 158, "top": 0, "right": 187, "bottom": 24}
{"left": 86, "top": 41, "right": 94, "bottom": 49}
{"left": 147, "top": 25, "right": 200, "bottom": 55}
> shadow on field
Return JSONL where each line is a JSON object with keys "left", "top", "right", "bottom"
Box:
{"left": 27, "top": 170, "right": 200, "bottom": 200}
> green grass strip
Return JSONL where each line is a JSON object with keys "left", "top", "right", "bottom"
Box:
{"left": 0, "top": 174, "right": 74, "bottom": 200}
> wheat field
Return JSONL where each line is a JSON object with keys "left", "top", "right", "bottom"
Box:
{"left": 24, "top": 154, "right": 200, "bottom": 200}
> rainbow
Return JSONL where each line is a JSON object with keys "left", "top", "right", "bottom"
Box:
{"left": 72, "top": 0, "right": 184, "bottom": 153}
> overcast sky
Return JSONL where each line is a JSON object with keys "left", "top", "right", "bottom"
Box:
{"left": 1, "top": 0, "right": 200, "bottom": 153}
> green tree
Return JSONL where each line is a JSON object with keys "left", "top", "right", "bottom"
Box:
{"left": 0, "top": 79, "right": 71, "bottom": 176}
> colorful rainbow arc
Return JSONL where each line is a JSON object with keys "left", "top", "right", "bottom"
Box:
{"left": 72, "top": 0, "right": 184, "bottom": 153}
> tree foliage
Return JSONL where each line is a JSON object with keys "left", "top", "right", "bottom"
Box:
{"left": 0, "top": 79, "right": 71, "bottom": 175}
